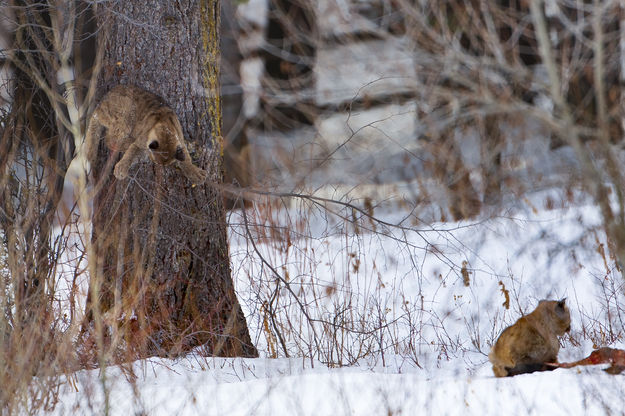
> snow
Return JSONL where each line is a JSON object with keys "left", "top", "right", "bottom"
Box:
{"left": 49, "top": 190, "right": 625, "bottom": 415}
{"left": 52, "top": 358, "right": 623, "bottom": 415}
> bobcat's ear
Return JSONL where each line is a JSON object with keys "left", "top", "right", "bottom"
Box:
{"left": 557, "top": 298, "right": 567, "bottom": 310}
{"left": 175, "top": 146, "right": 185, "bottom": 161}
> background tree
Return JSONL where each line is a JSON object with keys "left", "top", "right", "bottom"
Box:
{"left": 0, "top": 0, "right": 98, "bottom": 410}
{"left": 405, "top": 0, "right": 625, "bottom": 266}
{"left": 83, "top": 0, "right": 257, "bottom": 360}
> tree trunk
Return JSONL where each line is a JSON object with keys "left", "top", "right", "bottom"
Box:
{"left": 84, "top": 0, "right": 257, "bottom": 360}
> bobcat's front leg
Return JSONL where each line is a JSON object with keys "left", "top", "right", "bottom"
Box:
{"left": 113, "top": 142, "right": 142, "bottom": 179}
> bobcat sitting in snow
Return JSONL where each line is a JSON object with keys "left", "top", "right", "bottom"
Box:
{"left": 489, "top": 299, "right": 571, "bottom": 377}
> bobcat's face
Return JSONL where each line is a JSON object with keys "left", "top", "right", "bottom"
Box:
{"left": 540, "top": 298, "right": 571, "bottom": 335}
{"left": 147, "top": 122, "right": 185, "bottom": 166}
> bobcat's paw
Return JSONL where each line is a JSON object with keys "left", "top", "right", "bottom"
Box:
{"left": 189, "top": 168, "right": 208, "bottom": 185}
{"left": 113, "top": 162, "right": 129, "bottom": 180}
{"left": 184, "top": 165, "right": 208, "bottom": 185}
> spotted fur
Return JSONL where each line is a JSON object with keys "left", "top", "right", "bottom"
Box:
{"left": 85, "top": 85, "right": 207, "bottom": 184}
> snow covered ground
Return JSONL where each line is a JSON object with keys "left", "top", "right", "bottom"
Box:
{"left": 52, "top": 356, "right": 624, "bottom": 415}
{"left": 50, "top": 190, "right": 625, "bottom": 415}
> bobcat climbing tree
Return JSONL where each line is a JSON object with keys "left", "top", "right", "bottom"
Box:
{"left": 85, "top": 0, "right": 257, "bottom": 359}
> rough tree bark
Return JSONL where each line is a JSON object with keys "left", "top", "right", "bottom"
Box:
{"left": 84, "top": 0, "right": 257, "bottom": 359}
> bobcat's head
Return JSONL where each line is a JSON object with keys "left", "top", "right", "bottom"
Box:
{"left": 146, "top": 120, "right": 186, "bottom": 166}
{"left": 538, "top": 298, "right": 571, "bottom": 335}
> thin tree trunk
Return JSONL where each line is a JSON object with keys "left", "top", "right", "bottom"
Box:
{"left": 84, "top": 0, "right": 257, "bottom": 359}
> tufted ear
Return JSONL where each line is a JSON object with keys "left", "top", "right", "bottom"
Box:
{"left": 175, "top": 146, "right": 185, "bottom": 161}
{"left": 557, "top": 298, "right": 567, "bottom": 309}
